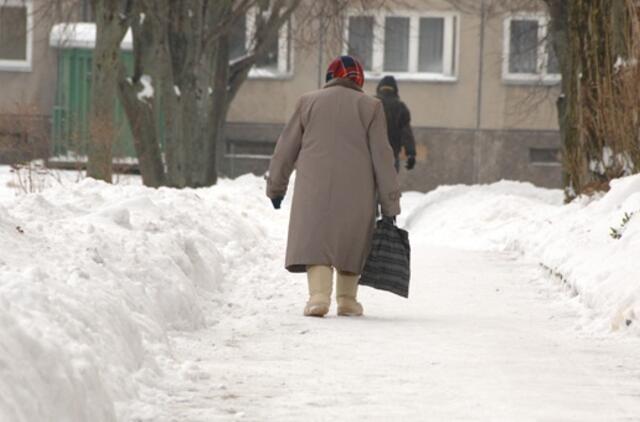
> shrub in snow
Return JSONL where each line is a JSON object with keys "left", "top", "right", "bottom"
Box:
{"left": 609, "top": 211, "right": 637, "bottom": 239}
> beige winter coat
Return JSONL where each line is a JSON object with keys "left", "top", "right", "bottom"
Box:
{"left": 266, "top": 78, "right": 401, "bottom": 274}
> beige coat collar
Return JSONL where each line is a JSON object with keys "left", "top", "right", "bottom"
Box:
{"left": 323, "top": 77, "right": 363, "bottom": 92}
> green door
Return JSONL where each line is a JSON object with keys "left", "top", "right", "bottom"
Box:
{"left": 52, "top": 48, "right": 137, "bottom": 159}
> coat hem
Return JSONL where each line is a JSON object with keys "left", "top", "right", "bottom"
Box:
{"left": 286, "top": 263, "right": 364, "bottom": 275}
{"left": 286, "top": 264, "right": 308, "bottom": 273}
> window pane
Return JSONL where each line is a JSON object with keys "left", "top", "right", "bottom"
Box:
{"left": 255, "top": 32, "right": 278, "bottom": 70}
{"left": 286, "top": 22, "right": 292, "bottom": 72}
{"left": 451, "top": 16, "right": 457, "bottom": 74}
{"left": 384, "top": 17, "right": 409, "bottom": 72}
{"left": 230, "top": 15, "right": 247, "bottom": 61}
{"left": 547, "top": 40, "right": 560, "bottom": 74}
{"left": 530, "top": 148, "right": 560, "bottom": 164}
{"left": 418, "top": 17, "right": 444, "bottom": 73}
{"left": 509, "top": 19, "right": 539, "bottom": 74}
{"left": 348, "top": 16, "right": 373, "bottom": 71}
{"left": 0, "top": 6, "right": 27, "bottom": 61}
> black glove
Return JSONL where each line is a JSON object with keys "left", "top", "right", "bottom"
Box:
{"left": 406, "top": 155, "right": 416, "bottom": 170}
{"left": 270, "top": 196, "right": 284, "bottom": 210}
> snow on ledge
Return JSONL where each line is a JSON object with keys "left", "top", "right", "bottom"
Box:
{"left": 364, "top": 71, "right": 458, "bottom": 83}
{"left": 49, "top": 23, "right": 133, "bottom": 50}
{"left": 248, "top": 67, "right": 293, "bottom": 80}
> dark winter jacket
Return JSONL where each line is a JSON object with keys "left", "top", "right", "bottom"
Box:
{"left": 375, "top": 77, "right": 416, "bottom": 159}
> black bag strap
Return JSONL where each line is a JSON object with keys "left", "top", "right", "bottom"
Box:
{"left": 380, "top": 215, "right": 396, "bottom": 226}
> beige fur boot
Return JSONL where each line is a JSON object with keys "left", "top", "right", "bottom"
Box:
{"left": 336, "top": 271, "right": 364, "bottom": 316}
{"left": 304, "top": 265, "right": 333, "bottom": 317}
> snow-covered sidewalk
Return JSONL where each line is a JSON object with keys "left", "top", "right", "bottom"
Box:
{"left": 158, "top": 243, "right": 640, "bottom": 421}
{"left": 2, "top": 168, "right": 640, "bottom": 421}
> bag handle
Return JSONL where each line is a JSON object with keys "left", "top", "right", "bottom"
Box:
{"left": 380, "top": 215, "right": 397, "bottom": 225}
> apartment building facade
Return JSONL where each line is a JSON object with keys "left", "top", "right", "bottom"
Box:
{"left": 225, "top": 0, "right": 562, "bottom": 191}
{"left": 0, "top": 0, "right": 562, "bottom": 191}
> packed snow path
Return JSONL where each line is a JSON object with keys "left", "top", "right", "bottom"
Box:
{"left": 159, "top": 242, "right": 640, "bottom": 421}
{"left": 2, "top": 171, "right": 640, "bottom": 421}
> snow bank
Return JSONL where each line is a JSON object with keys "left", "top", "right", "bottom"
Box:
{"left": 2, "top": 164, "right": 638, "bottom": 419}
{"left": 404, "top": 177, "right": 640, "bottom": 335}
{"left": 0, "top": 174, "right": 269, "bottom": 421}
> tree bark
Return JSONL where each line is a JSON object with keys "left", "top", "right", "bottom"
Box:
{"left": 115, "top": 2, "right": 166, "bottom": 187}
{"left": 545, "top": 0, "right": 640, "bottom": 198}
{"left": 546, "top": 1, "right": 581, "bottom": 195}
{"left": 117, "top": 73, "right": 166, "bottom": 187}
{"left": 115, "top": 0, "right": 302, "bottom": 188}
{"left": 87, "top": 0, "right": 129, "bottom": 183}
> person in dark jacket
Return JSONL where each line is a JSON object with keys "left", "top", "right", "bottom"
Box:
{"left": 375, "top": 76, "right": 417, "bottom": 172}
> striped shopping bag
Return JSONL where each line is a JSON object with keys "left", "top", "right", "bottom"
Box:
{"left": 359, "top": 218, "right": 411, "bottom": 298}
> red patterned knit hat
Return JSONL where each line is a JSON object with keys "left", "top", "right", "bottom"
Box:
{"left": 326, "top": 55, "right": 365, "bottom": 87}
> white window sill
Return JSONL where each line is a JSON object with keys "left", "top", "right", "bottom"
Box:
{"left": 248, "top": 68, "right": 293, "bottom": 81}
{"left": 0, "top": 61, "right": 32, "bottom": 72}
{"left": 364, "top": 71, "right": 457, "bottom": 83}
{"left": 503, "top": 74, "right": 561, "bottom": 86}
{"left": 531, "top": 162, "right": 561, "bottom": 167}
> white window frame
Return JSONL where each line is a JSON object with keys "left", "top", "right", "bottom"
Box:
{"left": 0, "top": 0, "right": 33, "bottom": 72}
{"left": 502, "top": 13, "right": 560, "bottom": 84}
{"left": 245, "top": 8, "right": 294, "bottom": 80}
{"left": 343, "top": 11, "right": 460, "bottom": 82}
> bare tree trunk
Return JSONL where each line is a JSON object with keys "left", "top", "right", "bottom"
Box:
{"left": 88, "top": 0, "right": 129, "bottom": 183}
{"left": 206, "top": 21, "right": 232, "bottom": 185}
{"left": 115, "top": 0, "right": 302, "bottom": 188}
{"left": 545, "top": 0, "right": 640, "bottom": 199}
{"left": 117, "top": 74, "right": 166, "bottom": 187}
{"left": 116, "top": 3, "right": 166, "bottom": 187}
{"left": 545, "top": 0, "right": 585, "bottom": 196}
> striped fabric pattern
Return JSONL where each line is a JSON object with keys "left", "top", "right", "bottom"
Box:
{"left": 359, "top": 219, "right": 411, "bottom": 298}
{"left": 325, "top": 55, "right": 365, "bottom": 87}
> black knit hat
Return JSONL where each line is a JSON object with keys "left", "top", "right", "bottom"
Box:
{"left": 377, "top": 75, "right": 398, "bottom": 95}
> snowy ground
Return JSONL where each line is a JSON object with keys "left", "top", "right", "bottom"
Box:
{"left": 1, "top": 167, "right": 640, "bottom": 421}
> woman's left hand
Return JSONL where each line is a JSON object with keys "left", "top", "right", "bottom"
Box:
{"left": 271, "top": 196, "right": 284, "bottom": 210}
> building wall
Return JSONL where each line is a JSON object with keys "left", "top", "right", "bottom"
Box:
{"left": 226, "top": 0, "right": 563, "bottom": 190}
{"left": 0, "top": 0, "right": 563, "bottom": 190}
{"left": 223, "top": 122, "right": 562, "bottom": 192}
{"left": 0, "top": 0, "right": 59, "bottom": 115}
{"left": 480, "top": 7, "right": 560, "bottom": 131}
{"left": 228, "top": 0, "right": 560, "bottom": 130}
{"left": 0, "top": 0, "right": 84, "bottom": 163}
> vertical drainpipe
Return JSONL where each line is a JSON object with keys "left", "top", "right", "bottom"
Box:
{"left": 476, "top": 0, "right": 486, "bottom": 130}
{"left": 317, "top": 15, "right": 325, "bottom": 89}
{"left": 474, "top": 0, "right": 487, "bottom": 184}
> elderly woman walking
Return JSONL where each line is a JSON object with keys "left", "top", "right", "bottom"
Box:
{"left": 266, "top": 56, "right": 400, "bottom": 317}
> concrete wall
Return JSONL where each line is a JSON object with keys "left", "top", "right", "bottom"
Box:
{"left": 480, "top": 6, "right": 560, "bottom": 131}
{"left": 0, "top": 0, "right": 64, "bottom": 162}
{"left": 228, "top": 0, "right": 560, "bottom": 132}
{"left": 400, "top": 127, "right": 562, "bottom": 192}
{"left": 0, "top": 0, "right": 61, "bottom": 116}
{"left": 222, "top": 122, "right": 562, "bottom": 191}
{"left": 222, "top": 123, "right": 283, "bottom": 177}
